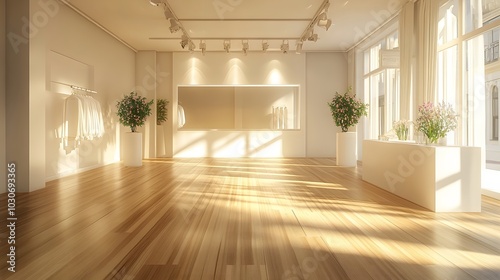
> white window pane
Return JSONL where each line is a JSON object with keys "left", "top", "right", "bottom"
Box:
{"left": 438, "top": 0, "right": 459, "bottom": 45}
{"left": 464, "top": 0, "right": 481, "bottom": 33}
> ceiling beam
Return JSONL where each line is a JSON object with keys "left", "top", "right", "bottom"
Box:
{"left": 177, "top": 19, "right": 311, "bottom": 22}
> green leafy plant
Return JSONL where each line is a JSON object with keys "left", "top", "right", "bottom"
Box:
{"left": 415, "top": 101, "right": 458, "bottom": 144}
{"left": 116, "top": 92, "right": 154, "bottom": 132}
{"left": 328, "top": 87, "right": 368, "bottom": 132}
{"left": 156, "top": 99, "right": 169, "bottom": 125}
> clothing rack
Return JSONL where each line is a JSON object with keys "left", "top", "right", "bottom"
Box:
{"left": 52, "top": 81, "right": 98, "bottom": 94}
{"left": 70, "top": 85, "right": 97, "bottom": 94}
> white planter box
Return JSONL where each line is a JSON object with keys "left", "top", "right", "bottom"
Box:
{"left": 362, "top": 140, "right": 481, "bottom": 212}
{"left": 123, "top": 132, "right": 142, "bottom": 167}
{"left": 336, "top": 132, "right": 357, "bottom": 166}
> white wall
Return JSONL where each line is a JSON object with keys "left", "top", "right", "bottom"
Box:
{"left": 4, "top": 0, "right": 136, "bottom": 189}
{"left": 42, "top": 1, "right": 135, "bottom": 181}
{"left": 0, "top": 0, "right": 6, "bottom": 193}
{"left": 172, "top": 52, "right": 307, "bottom": 158}
{"left": 134, "top": 51, "right": 157, "bottom": 159}
{"left": 306, "top": 53, "right": 348, "bottom": 157}
{"left": 156, "top": 52, "right": 173, "bottom": 157}
{"left": 6, "top": 0, "right": 30, "bottom": 192}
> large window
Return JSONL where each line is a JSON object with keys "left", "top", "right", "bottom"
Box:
{"left": 436, "top": 0, "right": 500, "bottom": 172}
{"left": 363, "top": 32, "right": 400, "bottom": 139}
{"left": 485, "top": 28, "right": 500, "bottom": 64}
{"left": 493, "top": 86, "right": 499, "bottom": 140}
{"left": 438, "top": 0, "right": 459, "bottom": 44}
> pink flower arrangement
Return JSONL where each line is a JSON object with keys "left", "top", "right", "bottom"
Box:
{"left": 415, "top": 102, "right": 458, "bottom": 144}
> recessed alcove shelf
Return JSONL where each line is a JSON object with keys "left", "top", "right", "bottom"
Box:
{"left": 177, "top": 85, "right": 300, "bottom": 131}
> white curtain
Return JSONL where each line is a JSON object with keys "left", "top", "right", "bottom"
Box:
{"left": 415, "top": 0, "right": 439, "bottom": 107}
{"left": 399, "top": 1, "right": 415, "bottom": 120}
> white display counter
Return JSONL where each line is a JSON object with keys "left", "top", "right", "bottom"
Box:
{"left": 362, "top": 140, "right": 481, "bottom": 212}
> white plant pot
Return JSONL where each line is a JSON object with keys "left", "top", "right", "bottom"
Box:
{"left": 336, "top": 132, "right": 357, "bottom": 167}
{"left": 123, "top": 132, "right": 142, "bottom": 167}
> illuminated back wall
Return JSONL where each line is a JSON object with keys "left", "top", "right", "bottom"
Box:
{"left": 172, "top": 52, "right": 307, "bottom": 157}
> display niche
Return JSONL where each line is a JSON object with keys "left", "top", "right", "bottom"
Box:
{"left": 178, "top": 85, "right": 299, "bottom": 130}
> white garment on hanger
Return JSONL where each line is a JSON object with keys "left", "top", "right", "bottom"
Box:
{"left": 62, "top": 92, "right": 105, "bottom": 149}
{"left": 178, "top": 105, "right": 186, "bottom": 128}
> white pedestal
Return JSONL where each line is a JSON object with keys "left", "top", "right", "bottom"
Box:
{"left": 362, "top": 140, "right": 481, "bottom": 212}
{"left": 336, "top": 132, "right": 357, "bottom": 166}
{"left": 123, "top": 132, "right": 142, "bottom": 167}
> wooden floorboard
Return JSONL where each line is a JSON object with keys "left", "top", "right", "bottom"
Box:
{"left": 1, "top": 158, "right": 499, "bottom": 279}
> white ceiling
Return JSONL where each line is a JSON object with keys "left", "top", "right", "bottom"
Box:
{"left": 63, "top": 0, "right": 407, "bottom": 53}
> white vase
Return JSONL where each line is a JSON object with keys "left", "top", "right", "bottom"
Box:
{"left": 336, "top": 132, "right": 357, "bottom": 166}
{"left": 123, "top": 132, "right": 142, "bottom": 167}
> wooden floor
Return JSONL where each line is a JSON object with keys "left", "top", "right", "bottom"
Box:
{"left": 1, "top": 158, "right": 500, "bottom": 280}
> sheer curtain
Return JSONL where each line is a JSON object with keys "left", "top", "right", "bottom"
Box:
{"left": 399, "top": 0, "right": 415, "bottom": 120}
{"left": 415, "top": 0, "right": 439, "bottom": 107}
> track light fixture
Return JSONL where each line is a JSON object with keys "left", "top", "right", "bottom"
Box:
{"left": 163, "top": 7, "right": 173, "bottom": 20}
{"left": 262, "top": 40, "right": 269, "bottom": 52}
{"left": 169, "top": 18, "right": 181, "bottom": 33}
{"left": 199, "top": 40, "right": 206, "bottom": 55}
{"left": 280, "top": 40, "right": 289, "bottom": 54}
{"left": 306, "top": 28, "right": 319, "bottom": 42}
{"left": 242, "top": 40, "right": 249, "bottom": 55}
{"left": 323, "top": 2, "right": 330, "bottom": 13}
{"left": 317, "top": 12, "right": 332, "bottom": 31}
{"left": 180, "top": 35, "right": 189, "bottom": 49}
{"left": 295, "top": 41, "right": 303, "bottom": 54}
{"left": 149, "top": 0, "right": 163, "bottom": 6}
{"left": 188, "top": 41, "right": 195, "bottom": 53}
{"left": 223, "top": 40, "right": 231, "bottom": 53}
{"left": 150, "top": 0, "right": 332, "bottom": 53}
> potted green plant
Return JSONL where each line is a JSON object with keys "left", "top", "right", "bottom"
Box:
{"left": 116, "top": 92, "right": 154, "bottom": 132}
{"left": 116, "top": 92, "right": 154, "bottom": 166}
{"left": 328, "top": 87, "right": 368, "bottom": 166}
{"left": 156, "top": 99, "right": 169, "bottom": 125}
